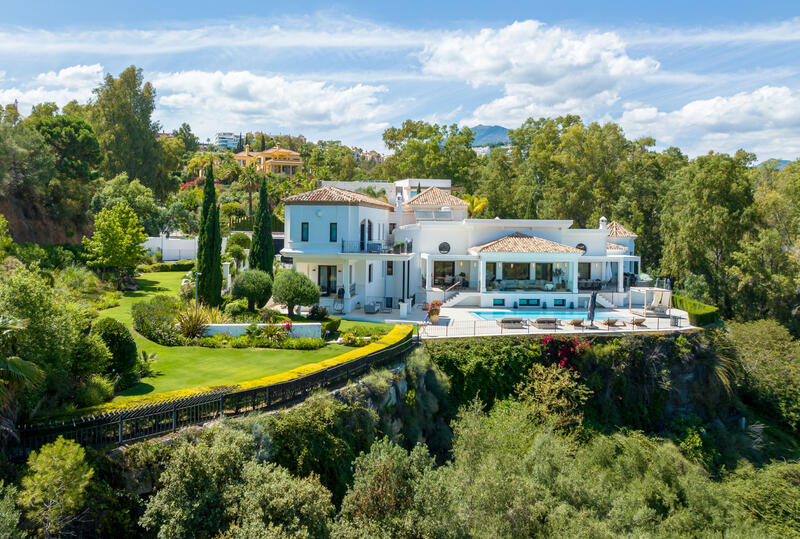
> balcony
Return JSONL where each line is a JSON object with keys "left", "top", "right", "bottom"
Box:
{"left": 340, "top": 239, "right": 392, "bottom": 253}
{"left": 486, "top": 279, "right": 571, "bottom": 292}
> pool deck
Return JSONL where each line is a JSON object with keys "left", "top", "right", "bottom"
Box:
{"left": 321, "top": 305, "right": 693, "bottom": 338}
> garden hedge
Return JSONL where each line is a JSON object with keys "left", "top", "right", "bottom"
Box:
{"left": 671, "top": 294, "right": 720, "bottom": 326}
{"left": 138, "top": 260, "right": 196, "bottom": 273}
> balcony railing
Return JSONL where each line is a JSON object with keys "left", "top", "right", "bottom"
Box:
{"left": 341, "top": 239, "right": 392, "bottom": 253}
{"left": 486, "top": 279, "right": 570, "bottom": 292}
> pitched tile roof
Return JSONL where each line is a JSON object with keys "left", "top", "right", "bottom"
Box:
{"left": 262, "top": 144, "right": 300, "bottom": 156}
{"left": 607, "top": 242, "right": 627, "bottom": 251}
{"left": 606, "top": 220, "right": 637, "bottom": 238}
{"left": 470, "top": 232, "right": 583, "bottom": 254}
{"left": 283, "top": 186, "right": 394, "bottom": 210}
{"left": 404, "top": 187, "right": 468, "bottom": 207}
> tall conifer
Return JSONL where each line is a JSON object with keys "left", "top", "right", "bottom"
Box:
{"left": 249, "top": 178, "right": 274, "bottom": 273}
{"left": 197, "top": 165, "right": 223, "bottom": 305}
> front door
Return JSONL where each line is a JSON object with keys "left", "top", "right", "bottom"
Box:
{"left": 433, "top": 261, "right": 455, "bottom": 287}
{"left": 318, "top": 265, "right": 337, "bottom": 296}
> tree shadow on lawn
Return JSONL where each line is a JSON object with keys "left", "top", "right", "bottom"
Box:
{"left": 131, "top": 276, "right": 172, "bottom": 294}
{"left": 118, "top": 382, "right": 155, "bottom": 397}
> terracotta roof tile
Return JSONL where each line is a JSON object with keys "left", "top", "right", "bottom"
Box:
{"left": 404, "top": 187, "right": 468, "bottom": 207}
{"left": 470, "top": 232, "right": 583, "bottom": 254}
{"left": 283, "top": 186, "right": 393, "bottom": 210}
{"left": 606, "top": 220, "right": 637, "bottom": 238}
{"left": 607, "top": 242, "right": 627, "bottom": 251}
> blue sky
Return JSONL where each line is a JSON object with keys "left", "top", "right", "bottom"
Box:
{"left": 2, "top": 1, "right": 799, "bottom": 159}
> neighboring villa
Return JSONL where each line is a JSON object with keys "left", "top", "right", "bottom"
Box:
{"left": 234, "top": 144, "right": 303, "bottom": 177}
{"left": 280, "top": 179, "right": 641, "bottom": 314}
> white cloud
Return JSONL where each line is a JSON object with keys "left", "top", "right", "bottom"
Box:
{"left": 0, "top": 16, "right": 434, "bottom": 55}
{"left": 34, "top": 64, "right": 103, "bottom": 88}
{"left": 619, "top": 86, "right": 800, "bottom": 159}
{"left": 151, "top": 70, "right": 397, "bottom": 136}
{"left": 420, "top": 20, "right": 658, "bottom": 126}
{"left": 625, "top": 17, "right": 800, "bottom": 45}
{"left": 0, "top": 64, "right": 103, "bottom": 111}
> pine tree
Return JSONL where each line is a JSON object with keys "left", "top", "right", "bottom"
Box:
{"left": 197, "top": 165, "right": 223, "bottom": 305}
{"left": 249, "top": 178, "right": 274, "bottom": 273}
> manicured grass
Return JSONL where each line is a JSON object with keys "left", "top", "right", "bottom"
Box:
{"left": 116, "top": 340, "right": 350, "bottom": 401}
{"left": 99, "top": 271, "right": 349, "bottom": 402}
{"left": 339, "top": 319, "right": 396, "bottom": 333}
{"left": 101, "top": 272, "right": 186, "bottom": 327}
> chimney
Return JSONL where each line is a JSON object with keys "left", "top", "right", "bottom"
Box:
{"left": 599, "top": 216, "right": 607, "bottom": 230}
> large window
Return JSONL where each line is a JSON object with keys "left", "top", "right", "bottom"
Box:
{"left": 503, "top": 262, "right": 530, "bottom": 280}
{"left": 301, "top": 222, "right": 309, "bottom": 242}
{"left": 329, "top": 222, "right": 337, "bottom": 242}
{"left": 387, "top": 261, "right": 393, "bottom": 275}
{"left": 486, "top": 262, "right": 496, "bottom": 281}
{"left": 535, "top": 263, "right": 553, "bottom": 281}
{"left": 368, "top": 263, "right": 373, "bottom": 283}
{"left": 578, "top": 262, "right": 591, "bottom": 280}
{"left": 433, "top": 261, "right": 455, "bottom": 287}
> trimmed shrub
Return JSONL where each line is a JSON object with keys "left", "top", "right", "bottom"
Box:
{"left": 91, "top": 317, "right": 137, "bottom": 376}
{"left": 227, "top": 232, "right": 251, "bottom": 250}
{"left": 261, "top": 308, "right": 289, "bottom": 324}
{"left": 132, "top": 295, "right": 184, "bottom": 346}
{"left": 279, "top": 337, "right": 327, "bottom": 350}
{"left": 138, "top": 260, "right": 196, "bottom": 273}
{"left": 672, "top": 294, "right": 720, "bottom": 326}
{"left": 272, "top": 270, "right": 320, "bottom": 316}
{"left": 322, "top": 317, "right": 341, "bottom": 336}
{"left": 77, "top": 374, "right": 115, "bottom": 407}
{"left": 224, "top": 298, "right": 248, "bottom": 318}
{"left": 309, "top": 304, "right": 329, "bottom": 320}
{"left": 232, "top": 269, "right": 273, "bottom": 311}
{"left": 70, "top": 332, "right": 111, "bottom": 377}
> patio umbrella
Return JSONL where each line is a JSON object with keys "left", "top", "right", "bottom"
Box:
{"left": 587, "top": 291, "right": 597, "bottom": 323}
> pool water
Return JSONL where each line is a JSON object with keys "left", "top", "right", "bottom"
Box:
{"left": 470, "top": 310, "right": 616, "bottom": 321}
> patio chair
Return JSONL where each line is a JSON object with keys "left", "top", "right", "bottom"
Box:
{"left": 497, "top": 317, "right": 525, "bottom": 329}
{"left": 364, "top": 302, "right": 379, "bottom": 314}
{"left": 533, "top": 318, "right": 558, "bottom": 330}
{"left": 629, "top": 317, "right": 646, "bottom": 328}
{"left": 332, "top": 300, "right": 345, "bottom": 314}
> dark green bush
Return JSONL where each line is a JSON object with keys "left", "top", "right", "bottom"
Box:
{"left": 308, "top": 304, "right": 328, "bottom": 320}
{"left": 137, "top": 260, "right": 196, "bottom": 273}
{"left": 91, "top": 317, "right": 138, "bottom": 378}
{"left": 672, "top": 294, "right": 720, "bottom": 326}
{"left": 232, "top": 269, "right": 273, "bottom": 311}
{"left": 227, "top": 232, "right": 251, "bottom": 250}
{"left": 278, "top": 337, "right": 326, "bottom": 350}
{"left": 322, "top": 317, "right": 341, "bottom": 335}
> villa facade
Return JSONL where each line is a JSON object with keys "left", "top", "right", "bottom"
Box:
{"left": 281, "top": 180, "right": 641, "bottom": 314}
{"left": 234, "top": 144, "right": 303, "bottom": 177}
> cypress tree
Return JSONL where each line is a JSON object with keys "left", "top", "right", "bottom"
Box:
{"left": 258, "top": 133, "right": 266, "bottom": 152}
{"left": 197, "top": 165, "right": 223, "bottom": 305}
{"left": 249, "top": 178, "right": 274, "bottom": 273}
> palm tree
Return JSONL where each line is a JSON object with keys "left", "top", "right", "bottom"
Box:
{"left": 463, "top": 194, "right": 488, "bottom": 217}
{"left": 357, "top": 186, "right": 388, "bottom": 202}
{"left": 0, "top": 316, "right": 43, "bottom": 442}
{"left": 239, "top": 165, "right": 260, "bottom": 217}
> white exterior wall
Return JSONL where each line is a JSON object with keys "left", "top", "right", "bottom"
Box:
{"left": 144, "top": 235, "right": 197, "bottom": 261}
{"left": 284, "top": 204, "right": 391, "bottom": 254}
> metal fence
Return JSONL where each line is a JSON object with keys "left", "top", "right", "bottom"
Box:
{"left": 12, "top": 338, "right": 415, "bottom": 457}
{"left": 419, "top": 315, "right": 690, "bottom": 339}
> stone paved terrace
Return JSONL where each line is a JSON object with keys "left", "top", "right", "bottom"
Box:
{"left": 323, "top": 305, "right": 693, "bottom": 338}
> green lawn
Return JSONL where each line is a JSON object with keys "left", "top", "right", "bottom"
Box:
{"left": 99, "top": 272, "right": 349, "bottom": 402}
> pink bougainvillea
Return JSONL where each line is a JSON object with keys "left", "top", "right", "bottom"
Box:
{"left": 541, "top": 335, "right": 589, "bottom": 372}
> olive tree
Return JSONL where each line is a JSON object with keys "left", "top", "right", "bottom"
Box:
{"left": 231, "top": 269, "right": 272, "bottom": 311}
{"left": 271, "top": 270, "right": 320, "bottom": 317}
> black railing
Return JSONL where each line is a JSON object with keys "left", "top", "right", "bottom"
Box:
{"left": 12, "top": 337, "right": 415, "bottom": 457}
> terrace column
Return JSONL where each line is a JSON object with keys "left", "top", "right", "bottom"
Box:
{"left": 571, "top": 261, "right": 578, "bottom": 292}
{"left": 617, "top": 260, "right": 624, "bottom": 292}
{"left": 425, "top": 257, "right": 433, "bottom": 290}
{"left": 343, "top": 261, "right": 351, "bottom": 299}
{"left": 479, "top": 260, "right": 486, "bottom": 292}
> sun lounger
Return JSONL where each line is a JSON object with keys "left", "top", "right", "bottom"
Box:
{"left": 602, "top": 319, "right": 619, "bottom": 329}
{"left": 629, "top": 317, "right": 646, "bottom": 328}
{"left": 497, "top": 317, "right": 525, "bottom": 329}
{"left": 566, "top": 319, "right": 584, "bottom": 328}
{"left": 533, "top": 317, "right": 558, "bottom": 330}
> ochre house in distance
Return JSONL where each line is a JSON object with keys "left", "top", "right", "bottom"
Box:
{"left": 234, "top": 144, "right": 303, "bottom": 177}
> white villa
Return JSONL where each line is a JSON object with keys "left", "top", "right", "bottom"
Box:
{"left": 280, "top": 179, "right": 642, "bottom": 314}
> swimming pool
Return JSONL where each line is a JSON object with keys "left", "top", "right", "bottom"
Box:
{"left": 470, "top": 310, "right": 616, "bottom": 321}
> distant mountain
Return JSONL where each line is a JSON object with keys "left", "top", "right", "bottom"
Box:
{"left": 470, "top": 125, "right": 510, "bottom": 147}
{"left": 760, "top": 159, "right": 791, "bottom": 170}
